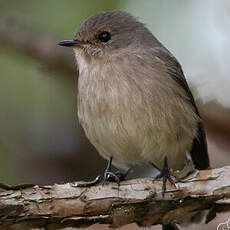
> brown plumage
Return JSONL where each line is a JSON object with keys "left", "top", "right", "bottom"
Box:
{"left": 60, "top": 10, "right": 209, "bottom": 174}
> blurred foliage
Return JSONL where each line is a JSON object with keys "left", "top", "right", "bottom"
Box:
{"left": 0, "top": 0, "right": 123, "bottom": 35}
{"left": 0, "top": 140, "right": 14, "bottom": 183}
{"left": 0, "top": 0, "right": 124, "bottom": 184}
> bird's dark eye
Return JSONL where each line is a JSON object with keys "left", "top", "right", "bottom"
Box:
{"left": 98, "top": 31, "right": 111, "bottom": 42}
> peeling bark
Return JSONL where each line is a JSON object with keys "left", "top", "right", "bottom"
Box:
{"left": 0, "top": 166, "right": 229, "bottom": 229}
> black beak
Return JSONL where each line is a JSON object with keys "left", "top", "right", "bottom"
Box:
{"left": 58, "top": 39, "right": 84, "bottom": 47}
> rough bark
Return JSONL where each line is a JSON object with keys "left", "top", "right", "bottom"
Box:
{"left": 0, "top": 166, "right": 229, "bottom": 229}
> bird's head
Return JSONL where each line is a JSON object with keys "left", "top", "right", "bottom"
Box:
{"left": 59, "top": 11, "right": 156, "bottom": 62}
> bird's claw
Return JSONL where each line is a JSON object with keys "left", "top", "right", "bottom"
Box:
{"left": 155, "top": 157, "right": 176, "bottom": 197}
{"left": 103, "top": 157, "right": 131, "bottom": 185}
{"left": 103, "top": 170, "right": 121, "bottom": 185}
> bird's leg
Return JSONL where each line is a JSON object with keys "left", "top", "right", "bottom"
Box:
{"left": 153, "top": 157, "right": 176, "bottom": 197}
{"left": 103, "top": 157, "right": 120, "bottom": 184}
{"left": 103, "top": 157, "right": 129, "bottom": 185}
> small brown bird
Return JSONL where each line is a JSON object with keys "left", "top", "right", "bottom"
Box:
{"left": 59, "top": 11, "right": 209, "bottom": 191}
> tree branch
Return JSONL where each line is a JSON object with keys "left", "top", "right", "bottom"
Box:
{"left": 0, "top": 166, "right": 229, "bottom": 229}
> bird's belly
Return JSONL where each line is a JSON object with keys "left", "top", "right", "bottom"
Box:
{"left": 78, "top": 105, "right": 191, "bottom": 171}
{"left": 79, "top": 113, "right": 144, "bottom": 170}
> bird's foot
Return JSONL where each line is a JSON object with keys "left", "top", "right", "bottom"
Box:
{"left": 155, "top": 157, "right": 176, "bottom": 197}
{"left": 104, "top": 170, "right": 123, "bottom": 185}
{"left": 103, "top": 157, "right": 130, "bottom": 185}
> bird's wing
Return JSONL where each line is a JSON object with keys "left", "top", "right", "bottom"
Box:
{"left": 153, "top": 47, "right": 209, "bottom": 170}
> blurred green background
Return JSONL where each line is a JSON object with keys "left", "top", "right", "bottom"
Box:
{"left": 0, "top": 1, "right": 230, "bottom": 229}
{"left": 0, "top": 0, "right": 125, "bottom": 185}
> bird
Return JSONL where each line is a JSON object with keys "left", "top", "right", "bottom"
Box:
{"left": 58, "top": 10, "right": 209, "bottom": 199}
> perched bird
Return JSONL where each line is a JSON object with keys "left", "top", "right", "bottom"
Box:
{"left": 59, "top": 10, "right": 209, "bottom": 192}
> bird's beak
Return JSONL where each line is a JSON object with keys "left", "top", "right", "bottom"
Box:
{"left": 58, "top": 39, "right": 84, "bottom": 47}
